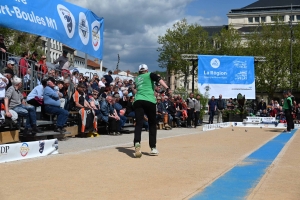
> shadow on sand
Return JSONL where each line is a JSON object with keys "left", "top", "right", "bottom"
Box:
{"left": 116, "top": 147, "right": 151, "bottom": 158}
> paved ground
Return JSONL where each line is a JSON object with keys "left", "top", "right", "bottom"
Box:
{"left": 1, "top": 126, "right": 299, "bottom": 200}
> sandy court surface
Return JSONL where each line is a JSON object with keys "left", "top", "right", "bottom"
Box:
{"left": 0, "top": 127, "right": 297, "bottom": 200}
{"left": 247, "top": 130, "right": 300, "bottom": 200}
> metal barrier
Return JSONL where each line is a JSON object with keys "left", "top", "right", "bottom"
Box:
{"left": 0, "top": 51, "right": 75, "bottom": 97}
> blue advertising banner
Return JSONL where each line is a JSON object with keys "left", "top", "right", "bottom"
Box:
{"left": 198, "top": 55, "right": 255, "bottom": 99}
{"left": 0, "top": 0, "right": 104, "bottom": 59}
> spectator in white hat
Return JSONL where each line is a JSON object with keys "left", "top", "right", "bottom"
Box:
{"left": 1, "top": 60, "right": 18, "bottom": 76}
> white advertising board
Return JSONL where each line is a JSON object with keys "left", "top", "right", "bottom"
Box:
{"left": 0, "top": 139, "right": 58, "bottom": 163}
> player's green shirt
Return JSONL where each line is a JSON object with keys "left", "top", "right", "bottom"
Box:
{"left": 283, "top": 97, "right": 292, "bottom": 110}
{"left": 134, "top": 72, "right": 156, "bottom": 104}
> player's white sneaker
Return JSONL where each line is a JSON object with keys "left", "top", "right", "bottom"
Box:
{"left": 150, "top": 148, "right": 159, "bottom": 156}
{"left": 135, "top": 143, "right": 142, "bottom": 158}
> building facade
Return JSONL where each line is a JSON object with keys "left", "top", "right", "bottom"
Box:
{"left": 167, "top": 0, "right": 300, "bottom": 95}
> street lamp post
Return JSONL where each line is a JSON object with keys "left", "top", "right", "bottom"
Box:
{"left": 289, "top": 5, "right": 293, "bottom": 91}
{"left": 181, "top": 54, "right": 198, "bottom": 93}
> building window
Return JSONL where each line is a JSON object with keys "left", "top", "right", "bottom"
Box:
{"left": 278, "top": 16, "right": 284, "bottom": 21}
{"left": 297, "top": 15, "right": 300, "bottom": 21}
{"left": 261, "top": 16, "right": 266, "bottom": 22}
{"left": 271, "top": 16, "right": 276, "bottom": 22}
{"left": 290, "top": 15, "right": 295, "bottom": 21}
{"left": 248, "top": 17, "right": 253, "bottom": 23}
{"left": 254, "top": 17, "right": 259, "bottom": 23}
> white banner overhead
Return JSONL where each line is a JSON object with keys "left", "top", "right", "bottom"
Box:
{"left": 0, "top": 139, "right": 58, "bottom": 163}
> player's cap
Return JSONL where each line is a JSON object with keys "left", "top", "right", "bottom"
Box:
{"left": 139, "top": 64, "right": 148, "bottom": 71}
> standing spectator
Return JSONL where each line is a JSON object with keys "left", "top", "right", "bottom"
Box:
{"left": 227, "top": 98, "right": 235, "bottom": 110}
{"left": 53, "top": 50, "right": 68, "bottom": 71}
{"left": 296, "top": 103, "right": 300, "bottom": 123}
{"left": 208, "top": 96, "right": 217, "bottom": 124}
{"left": 217, "top": 94, "right": 226, "bottom": 123}
{"left": 72, "top": 69, "right": 79, "bottom": 86}
{"left": 194, "top": 94, "right": 201, "bottom": 128}
{"left": 186, "top": 93, "right": 195, "bottom": 128}
{"left": 43, "top": 77, "right": 69, "bottom": 133}
{"left": 258, "top": 99, "right": 266, "bottom": 111}
{"left": 38, "top": 55, "right": 48, "bottom": 75}
{"left": 104, "top": 70, "right": 113, "bottom": 87}
{"left": 288, "top": 90, "right": 295, "bottom": 129}
{"left": 4, "top": 77, "right": 42, "bottom": 135}
{"left": 283, "top": 91, "right": 293, "bottom": 132}
{"left": 19, "top": 52, "right": 30, "bottom": 77}
{"left": 0, "top": 34, "right": 7, "bottom": 69}
{"left": 28, "top": 51, "right": 39, "bottom": 71}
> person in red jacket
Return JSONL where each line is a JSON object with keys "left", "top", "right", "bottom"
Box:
{"left": 19, "top": 52, "right": 29, "bottom": 77}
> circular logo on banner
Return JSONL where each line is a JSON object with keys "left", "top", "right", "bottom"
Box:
{"left": 91, "top": 20, "right": 101, "bottom": 51}
{"left": 78, "top": 12, "right": 89, "bottom": 45}
{"left": 20, "top": 143, "right": 30, "bottom": 157}
{"left": 210, "top": 58, "right": 220, "bottom": 68}
{"left": 39, "top": 141, "right": 45, "bottom": 154}
{"left": 57, "top": 4, "right": 76, "bottom": 39}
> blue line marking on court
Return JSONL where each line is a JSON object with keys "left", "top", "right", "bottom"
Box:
{"left": 191, "top": 129, "right": 297, "bottom": 200}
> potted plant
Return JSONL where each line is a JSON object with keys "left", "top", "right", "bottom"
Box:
{"left": 222, "top": 109, "right": 229, "bottom": 122}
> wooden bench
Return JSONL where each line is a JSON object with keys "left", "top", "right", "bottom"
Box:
{"left": 0, "top": 130, "right": 19, "bottom": 144}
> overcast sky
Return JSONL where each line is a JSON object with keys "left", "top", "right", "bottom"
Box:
{"left": 68, "top": 0, "right": 256, "bottom": 72}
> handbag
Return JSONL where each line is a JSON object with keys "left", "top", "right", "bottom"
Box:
{"left": 34, "top": 96, "right": 43, "bottom": 105}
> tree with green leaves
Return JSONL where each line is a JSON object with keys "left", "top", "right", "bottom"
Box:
{"left": 244, "top": 21, "right": 295, "bottom": 99}
{"left": 157, "top": 19, "right": 212, "bottom": 90}
{"left": 0, "top": 27, "right": 43, "bottom": 56}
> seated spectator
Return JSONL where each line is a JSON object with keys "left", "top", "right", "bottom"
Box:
{"left": 4, "top": 76, "right": 42, "bottom": 135}
{"left": 27, "top": 79, "right": 47, "bottom": 107}
{"left": 27, "top": 79, "right": 47, "bottom": 118}
{"left": 157, "top": 96, "right": 171, "bottom": 129}
{"left": 162, "top": 96, "right": 173, "bottom": 126}
{"left": 269, "top": 106, "right": 277, "bottom": 118}
{"left": 119, "top": 90, "right": 128, "bottom": 108}
{"left": 4, "top": 68, "right": 14, "bottom": 90}
{"left": 125, "top": 96, "right": 135, "bottom": 117}
{"left": 43, "top": 77, "right": 69, "bottom": 133}
{"left": 44, "top": 69, "right": 55, "bottom": 80}
{"left": 113, "top": 93, "right": 126, "bottom": 132}
{"left": 174, "top": 98, "right": 183, "bottom": 127}
{"left": 258, "top": 99, "right": 267, "bottom": 111}
{"left": 99, "top": 95, "right": 121, "bottom": 135}
{"left": 260, "top": 109, "right": 268, "bottom": 117}
{"left": 98, "top": 77, "right": 106, "bottom": 88}
{"left": 227, "top": 98, "right": 235, "bottom": 110}
{"left": 1, "top": 60, "right": 18, "bottom": 76}
{"left": 69, "top": 83, "right": 98, "bottom": 137}
{"left": 59, "top": 78, "right": 71, "bottom": 110}
{"left": 0, "top": 72, "right": 18, "bottom": 123}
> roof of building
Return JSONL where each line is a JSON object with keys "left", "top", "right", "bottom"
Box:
{"left": 202, "top": 26, "right": 228, "bottom": 36}
{"left": 243, "top": 0, "right": 300, "bottom": 9}
{"left": 230, "top": 0, "right": 300, "bottom": 13}
{"left": 87, "top": 59, "right": 107, "bottom": 71}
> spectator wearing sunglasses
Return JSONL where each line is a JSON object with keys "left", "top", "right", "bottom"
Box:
{"left": 2, "top": 60, "right": 18, "bottom": 76}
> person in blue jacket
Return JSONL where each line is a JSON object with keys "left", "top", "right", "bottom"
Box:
{"left": 44, "top": 77, "right": 69, "bottom": 133}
